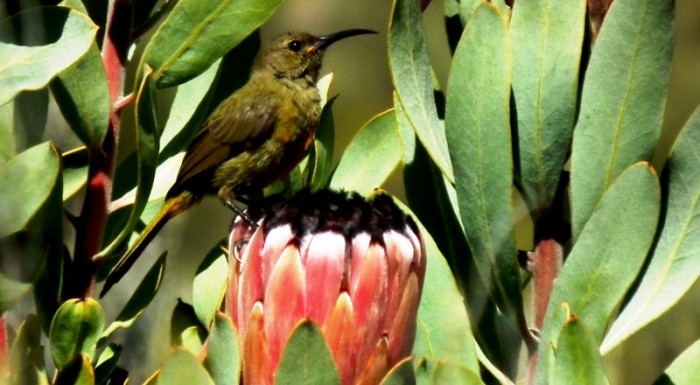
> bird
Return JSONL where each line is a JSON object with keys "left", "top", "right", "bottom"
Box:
{"left": 100, "top": 29, "right": 377, "bottom": 297}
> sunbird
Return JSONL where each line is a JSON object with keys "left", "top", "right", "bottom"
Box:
{"left": 100, "top": 29, "right": 377, "bottom": 297}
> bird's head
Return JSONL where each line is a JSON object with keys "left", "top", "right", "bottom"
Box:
{"left": 255, "top": 29, "right": 377, "bottom": 83}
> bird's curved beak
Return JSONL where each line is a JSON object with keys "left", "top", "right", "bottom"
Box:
{"left": 307, "top": 29, "right": 378, "bottom": 53}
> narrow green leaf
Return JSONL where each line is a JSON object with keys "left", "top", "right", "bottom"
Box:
{"left": 570, "top": 0, "right": 674, "bottom": 236}
{"left": 193, "top": 245, "right": 228, "bottom": 328}
{"left": 554, "top": 316, "right": 610, "bottom": 385}
{"left": 394, "top": 201, "right": 479, "bottom": 373}
{"left": 97, "top": 68, "right": 158, "bottom": 260}
{"left": 207, "top": 312, "right": 240, "bottom": 385}
{"left": 415, "top": 359, "right": 482, "bottom": 385}
{"left": 0, "top": 7, "right": 96, "bottom": 105}
{"left": 654, "top": 339, "right": 700, "bottom": 385}
{"left": 0, "top": 142, "right": 60, "bottom": 237}
{"left": 603, "top": 107, "right": 700, "bottom": 353}
{"left": 143, "top": 0, "right": 284, "bottom": 87}
{"left": 51, "top": 42, "right": 109, "bottom": 147}
{"left": 157, "top": 349, "right": 215, "bottom": 385}
{"left": 49, "top": 298, "right": 105, "bottom": 369}
{"left": 55, "top": 355, "right": 94, "bottom": 385}
{"left": 380, "top": 357, "right": 416, "bottom": 385}
{"left": 389, "top": 0, "right": 454, "bottom": 182}
{"left": 275, "top": 321, "right": 340, "bottom": 385}
{"left": 444, "top": 2, "right": 524, "bottom": 331}
{"left": 329, "top": 109, "right": 401, "bottom": 195}
{"left": 536, "top": 163, "right": 660, "bottom": 383}
{"left": 94, "top": 344, "right": 122, "bottom": 385}
{"left": 100, "top": 253, "right": 166, "bottom": 342}
{"left": 510, "top": 0, "right": 586, "bottom": 214}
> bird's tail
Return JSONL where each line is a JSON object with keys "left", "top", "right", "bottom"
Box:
{"left": 100, "top": 192, "right": 196, "bottom": 297}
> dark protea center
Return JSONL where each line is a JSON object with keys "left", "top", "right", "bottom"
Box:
{"left": 227, "top": 189, "right": 426, "bottom": 385}
{"left": 238, "top": 189, "right": 420, "bottom": 244}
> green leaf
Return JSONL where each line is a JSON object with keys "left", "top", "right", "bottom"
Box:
{"left": 100, "top": 253, "right": 165, "bottom": 342}
{"left": 444, "top": 2, "right": 524, "bottom": 332}
{"left": 10, "top": 315, "right": 48, "bottom": 385}
{"left": 535, "top": 163, "right": 660, "bottom": 383}
{"left": 158, "top": 59, "right": 222, "bottom": 152}
{"left": 193, "top": 245, "right": 228, "bottom": 328}
{"left": 570, "top": 0, "right": 674, "bottom": 237}
{"left": 0, "top": 142, "right": 60, "bottom": 237}
{"left": 553, "top": 315, "right": 610, "bottom": 385}
{"left": 156, "top": 348, "right": 215, "bottom": 385}
{"left": 143, "top": 0, "right": 284, "bottom": 87}
{"left": 308, "top": 92, "right": 336, "bottom": 191}
{"left": 170, "top": 300, "right": 206, "bottom": 348}
{"left": 654, "top": 339, "right": 700, "bottom": 385}
{"left": 510, "top": 0, "right": 586, "bottom": 214}
{"left": 0, "top": 231, "right": 49, "bottom": 311}
{"left": 51, "top": 41, "right": 109, "bottom": 147}
{"left": 13, "top": 89, "right": 48, "bottom": 152}
{"left": 275, "top": 321, "right": 340, "bottom": 385}
{"left": 0, "top": 6, "right": 97, "bottom": 105}
{"left": 380, "top": 358, "right": 416, "bottom": 385}
{"left": 55, "top": 355, "right": 94, "bottom": 385}
{"left": 329, "top": 109, "right": 401, "bottom": 195}
{"left": 158, "top": 32, "right": 261, "bottom": 162}
{"left": 206, "top": 313, "right": 240, "bottom": 385}
{"left": 389, "top": 0, "right": 454, "bottom": 183}
{"left": 394, "top": 201, "right": 479, "bottom": 373}
{"left": 63, "top": 165, "right": 88, "bottom": 202}
{"left": 0, "top": 101, "right": 14, "bottom": 165}
{"left": 49, "top": 298, "right": 105, "bottom": 369}
{"left": 415, "top": 359, "right": 482, "bottom": 385}
{"left": 602, "top": 107, "right": 700, "bottom": 353}
{"left": 97, "top": 68, "right": 159, "bottom": 260}
{"left": 94, "top": 344, "right": 122, "bottom": 385}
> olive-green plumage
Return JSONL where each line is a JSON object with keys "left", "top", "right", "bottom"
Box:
{"left": 101, "top": 29, "right": 376, "bottom": 297}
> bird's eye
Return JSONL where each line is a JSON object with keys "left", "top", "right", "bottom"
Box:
{"left": 288, "top": 40, "right": 302, "bottom": 52}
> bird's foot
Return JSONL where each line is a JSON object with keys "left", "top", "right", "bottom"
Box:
{"left": 224, "top": 199, "right": 258, "bottom": 230}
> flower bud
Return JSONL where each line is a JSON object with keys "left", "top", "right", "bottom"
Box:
{"left": 227, "top": 190, "right": 426, "bottom": 385}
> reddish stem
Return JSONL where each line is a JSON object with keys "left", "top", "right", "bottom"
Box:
{"left": 68, "top": 0, "right": 132, "bottom": 299}
{"left": 0, "top": 317, "right": 7, "bottom": 375}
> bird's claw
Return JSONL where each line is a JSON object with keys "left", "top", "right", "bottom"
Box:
{"left": 232, "top": 238, "right": 250, "bottom": 263}
{"left": 224, "top": 199, "right": 258, "bottom": 230}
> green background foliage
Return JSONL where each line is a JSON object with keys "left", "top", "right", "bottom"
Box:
{"left": 2, "top": 0, "right": 700, "bottom": 384}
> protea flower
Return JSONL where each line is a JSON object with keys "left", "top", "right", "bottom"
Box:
{"left": 227, "top": 190, "right": 426, "bottom": 385}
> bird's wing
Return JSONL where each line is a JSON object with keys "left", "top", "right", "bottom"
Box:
{"left": 169, "top": 89, "right": 280, "bottom": 196}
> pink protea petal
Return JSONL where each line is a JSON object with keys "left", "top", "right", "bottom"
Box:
{"left": 243, "top": 302, "right": 272, "bottom": 385}
{"left": 386, "top": 272, "right": 420, "bottom": 363}
{"left": 322, "top": 292, "right": 357, "bottom": 385}
{"left": 235, "top": 225, "right": 266, "bottom": 332}
{"left": 303, "top": 232, "right": 345, "bottom": 326}
{"left": 260, "top": 224, "right": 295, "bottom": 288}
{"left": 405, "top": 224, "right": 427, "bottom": 284}
{"left": 382, "top": 230, "right": 414, "bottom": 329}
{"left": 349, "top": 232, "right": 371, "bottom": 289}
{"left": 263, "top": 244, "right": 305, "bottom": 373}
{"left": 350, "top": 243, "right": 388, "bottom": 373}
{"left": 355, "top": 336, "right": 391, "bottom": 385}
